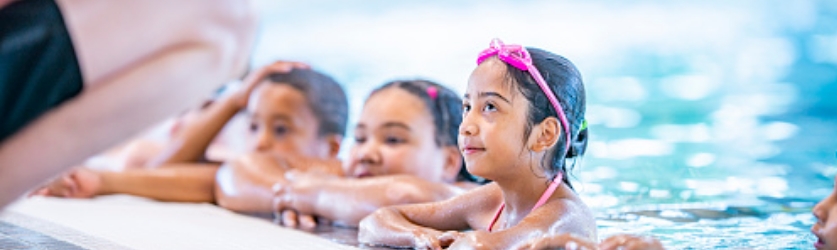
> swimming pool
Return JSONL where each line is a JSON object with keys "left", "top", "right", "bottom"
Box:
{"left": 254, "top": 0, "right": 836, "bottom": 248}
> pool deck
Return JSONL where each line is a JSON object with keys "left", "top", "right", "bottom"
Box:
{"left": 1, "top": 196, "right": 362, "bottom": 249}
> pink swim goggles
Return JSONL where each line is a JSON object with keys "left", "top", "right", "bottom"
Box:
{"left": 476, "top": 38, "right": 571, "bottom": 159}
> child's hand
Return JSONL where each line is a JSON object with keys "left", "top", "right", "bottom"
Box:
{"left": 274, "top": 209, "right": 320, "bottom": 231}
{"left": 233, "top": 61, "right": 309, "bottom": 108}
{"left": 599, "top": 234, "right": 664, "bottom": 250}
{"left": 516, "top": 233, "right": 597, "bottom": 250}
{"left": 272, "top": 176, "right": 322, "bottom": 230}
{"left": 411, "top": 229, "right": 462, "bottom": 250}
{"left": 272, "top": 172, "right": 321, "bottom": 213}
{"left": 31, "top": 168, "right": 102, "bottom": 198}
{"left": 447, "top": 231, "right": 493, "bottom": 250}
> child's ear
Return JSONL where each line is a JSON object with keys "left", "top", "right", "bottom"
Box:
{"left": 325, "top": 135, "right": 342, "bottom": 158}
{"left": 441, "top": 145, "right": 463, "bottom": 182}
{"left": 530, "top": 117, "right": 560, "bottom": 152}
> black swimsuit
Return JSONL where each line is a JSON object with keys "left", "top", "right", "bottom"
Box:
{"left": 0, "top": 0, "right": 83, "bottom": 142}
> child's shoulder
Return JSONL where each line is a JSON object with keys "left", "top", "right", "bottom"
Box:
{"left": 436, "top": 183, "right": 503, "bottom": 210}
{"left": 543, "top": 190, "right": 597, "bottom": 239}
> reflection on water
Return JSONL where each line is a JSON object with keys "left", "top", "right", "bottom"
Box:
{"left": 597, "top": 199, "right": 817, "bottom": 248}
{"left": 253, "top": 0, "right": 837, "bottom": 248}
{"left": 599, "top": 212, "right": 815, "bottom": 249}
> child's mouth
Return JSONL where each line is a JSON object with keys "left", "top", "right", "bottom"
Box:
{"left": 462, "top": 147, "right": 485, "bottom": 155}
{"left": 815, "top": 236, "right": 826, "bottom": 249}
{"left": 355, "top": 171, "right": 373, "bottom": 178}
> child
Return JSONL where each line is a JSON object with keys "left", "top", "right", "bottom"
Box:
{"left": 35, "top": 61, "right": 347, "bottom": 204}
{"left": 213, "top": 63, "right": 348, "bottom": 212}
{"left": 270, "top": 80, "right": 486, "bottom": 229}
{"left": 813, "top": 175, "right": 837, "bottom": 250}
{"left": 358, "top": 39, "right": 595, "bottom": 249}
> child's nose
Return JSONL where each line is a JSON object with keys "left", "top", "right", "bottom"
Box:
{"left": 254, "top": 130, "right": 273, "bottom": 152}
{"left": 356, "top": 142, "right": 381, "bottom": 165}
{"left": 459, "top": 124, "right": 477, "bottom": 136}
{"left": 813, "top": 199, "right": 828, "bottom": 224}
{"left": 459, "top": 116, "right": 479, "bottom": 136}
{"left": 459, "top": 110, "right": 479, "bottom": 136}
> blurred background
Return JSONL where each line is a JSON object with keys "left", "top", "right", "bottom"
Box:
{"left": 250, "top": 0, "right": 836, "bottom": 248}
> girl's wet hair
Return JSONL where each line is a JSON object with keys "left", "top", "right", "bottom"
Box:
{"left": 370, "top": 80, "right": 486, "bottom": 184}
{"left": 266, "top": 68, "right": 349, "bottom": 138}
{"left": 503, "top": 48, "right": 587, "bottom": 189}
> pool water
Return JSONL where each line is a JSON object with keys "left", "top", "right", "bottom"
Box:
{"left": 596, "top": 202, "right": 816, "bottom": 249}
{"left": 253, "top": 0, "right": 837, "bottom": 248}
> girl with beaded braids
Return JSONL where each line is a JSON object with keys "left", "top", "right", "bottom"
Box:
{"left": 271, "top": 79, "right": 486, "bottom": 229}
{"left": 358, "top": 39, "right": 595, "bottom": 249}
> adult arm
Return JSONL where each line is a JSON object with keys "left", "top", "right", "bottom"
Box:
{"left": 0, "top": 0, "right": 16, "bottom": 9}
{"left": 0, "top": 0, "right": 257, "bottom": 208}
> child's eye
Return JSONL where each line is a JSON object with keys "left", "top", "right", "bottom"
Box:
{"left": 354, "top": 136, "right": 367, "bottom": 144}
{"left": 384, "top": 136, "right": 405, "bottom": 145}
{"left": 273, "top": 125, "right": 288, "bottom": 136}
{"left": 463, "top": 103, "right": 471, "bottom": 113}
{"left": 249, "top": 123, "right": 258, "bottom": 133}
{"left": 483, "top": 103, "right": 497, "bottom": 112}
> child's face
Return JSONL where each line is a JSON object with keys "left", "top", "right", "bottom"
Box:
{"left": 245, "top": 83, "right": 331, "bottom": 158}
{"left": 345, "top": 88, "right": 454, "bottom": 182}
{"left": 460, "top": 58, "right": 540, "bottom": 182}
{"left": 813, "top": 177, "right": 837, "bottom": 250}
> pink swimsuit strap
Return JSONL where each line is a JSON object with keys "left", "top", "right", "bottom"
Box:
{"left": 487, "top": 172, "right": 564, "bottom": 232}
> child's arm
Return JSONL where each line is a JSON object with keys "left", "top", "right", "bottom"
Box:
{"left": 214, "top": 152, "right": 343, "bottom": 213}
{"left": 214, "top": 153, "right": 289, "bottom": 213}
{"left": 273, "top": 174, "right": 464, "bottom": 227}
{"left": 147, "top": 61, "right": 308, "bottom": 166}
{"left": 35, "top": 164, "right": 219, "bottom": 202}
{"left": 448, "top": 196, "right": 597, "bottom": 250}
{"left": 97, "top": 164, "right": 220, "bottom": 202}
{"left": 358, "top": 183, "right": 502, "bottom": 249}
{"left": 147, "top": 95, "right": 241, "bottom": 166}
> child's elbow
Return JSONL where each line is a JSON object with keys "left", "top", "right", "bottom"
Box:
{"left": 213, "top": 183, "right": 240, "bottom": 211}
{"left": 213, "top": 167, "right": 249, "bottom": 212}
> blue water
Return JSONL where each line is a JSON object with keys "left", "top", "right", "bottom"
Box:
{"left": 254, "top": 0, "right": 837, "bottom": 248}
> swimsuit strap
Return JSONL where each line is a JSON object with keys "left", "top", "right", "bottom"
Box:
{"left": 486, "top": 172, "right": 564, "bottom": 232}
{"left": 487, "top": 203, "right": 505, "bottom": 232}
